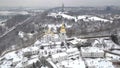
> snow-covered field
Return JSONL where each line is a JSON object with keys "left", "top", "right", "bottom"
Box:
{"left": 0, "top": 11, "right": 29, "bottom": 16}
{"left": 48, "top": 12, "right": 113, "bottom": 22}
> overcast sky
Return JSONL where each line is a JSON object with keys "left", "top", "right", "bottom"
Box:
{"left": 0, "top": 0, "right": 120, "bottom": 8}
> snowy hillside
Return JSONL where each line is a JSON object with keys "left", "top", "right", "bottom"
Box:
{"left": 0, "top": 11, "right": 29, "bottom": 16}
{"left": 48, "top": 12, "right": 112, "bottom": 22}
{"left": 78, "top": 15, "right": 112, "bottom": 22}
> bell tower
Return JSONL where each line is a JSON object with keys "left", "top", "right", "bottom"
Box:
{"left": 60, "top": 23, "right": 67, "bottom": 42}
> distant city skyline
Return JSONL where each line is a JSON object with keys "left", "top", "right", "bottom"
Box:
{"left": 0, "top": 0, "right": 120, "bottom": 8}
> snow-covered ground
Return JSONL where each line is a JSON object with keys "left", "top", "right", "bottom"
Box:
{"left": 0, "top": 20, "right": 7, "bottom": 27}
{"left": 106, "top": 53, "right": 120, "bottom": 62}
{"left": 0, "top": 11, "right": 29, "bottom": 16}
{"left": 78, "top": 15, "right": 112, "bottom": 22}
{"left": 48, "top": 12, "right": 77, "bottom": 22}
{"left": 0, "top": 22, "right": 120, "bottom": 68}
{"left": 92, "top": 38, "right": 120, "bottom": 50}
{"left": 56, "top": 58, "right": 86, "bottom": 68}
{"left": 48, "top": 12, "right": 112, "bottom": 23}
{"left": 81, "top": 47, "right": 104, "bottom": 58}
{"left": 85, "top": 58, "right": 115, "bottom": 68}
{"left": 0, "top": 46, "right": 40, "bottom": 68}
{"left": 0, "top": 36, "right": 119, "bottom": 68}
{"left": 0, "top": 51, "right": 23, "bottom": 68}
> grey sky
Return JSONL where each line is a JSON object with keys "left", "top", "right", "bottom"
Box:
{"left": 0, "top": 0, "right": 120, "bottom": 8}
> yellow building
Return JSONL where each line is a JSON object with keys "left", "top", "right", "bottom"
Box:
{"left": 45, "top": 28, "right": 54, "bottom": 36}
{"left": 60, "top": 23, "right": 67, "bottom": 42}
{"left": 60, "top": 23, "right": 66, "bottom": 33}
{"left": 43, "top": 28, "right": 55, "bottom": 42}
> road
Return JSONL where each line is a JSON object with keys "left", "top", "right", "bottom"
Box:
{"left": 0, "top": 16, "right": 33, "bottom": 38}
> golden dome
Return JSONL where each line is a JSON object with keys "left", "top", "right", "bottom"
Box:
{"left": 60, "top": 23, "right": 66, "bottom": 33}
{"left": 45, "top": 28, "right": 54, "bottom": 35}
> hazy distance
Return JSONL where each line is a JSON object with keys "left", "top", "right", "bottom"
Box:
{"left": 0, "top": 0, "right": 120, "bottom": 8}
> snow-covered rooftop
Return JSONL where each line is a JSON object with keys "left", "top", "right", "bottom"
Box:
{"left": 34, "top": 40, "right": 41, "bottom": 46}
{"left": 22, "top": 46, "right": 39, "bottom": 52}
{"left": 106, "top": 53, "right": 120, "bottom": 61}
{"left": 69, "top": 40, "right": 78, "bottom": 45}
{"left": 69, "top": 37, "right": 87, "bottom": 45}
{"left": 66, "top": 48, "right": 78, "bottom": 53}
{"left": 85, "top": 58, "right": 114, "bottom": 68}
{"left": 81, "top": 47, "right": 104, "bottom": 53}
{"left": 3, "top": 51, "right": 22, "bottom": 61}
{"left": 57, "top": 58, "right": 86, "bottom": 68}
{"left": 27, "top": 58, "right": 39, "bottom": 65}
{"left": 52, "top": 52, "right": 67, "bottom": 59}
{"left": 0, "top": 51, "right": 23, "bottom": 68}
{"left": 15, "top": 58, "right": 39, "bottom": 68}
